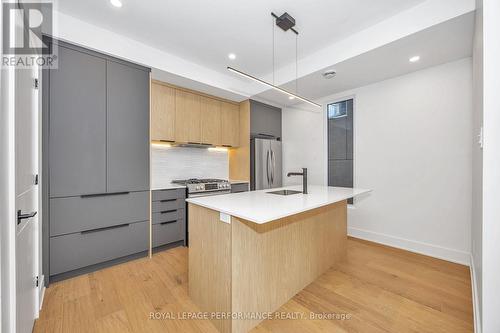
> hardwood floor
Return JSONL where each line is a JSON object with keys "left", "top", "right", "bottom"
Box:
{"left": 34, "top": 238, "right": 473, "bottom": 333}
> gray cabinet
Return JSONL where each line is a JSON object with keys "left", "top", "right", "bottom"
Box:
{"left": 49, "top": 46, "right": 107, "bottom": 197}
{"left": 250, "top": 100, "right": 282, "bottom": 139}
{"left": 152, "top": 188, "right": 186, "bottom": 248}
{"left": 44, "top": 39, "right": 151, "bottom": 282}
{"left": 107, "top": 61, "right": 150, "bottom": 192}
{"left": 49, "top": 191, "right": 149, "bottom": 236}
{"left": 50, "top": 220, "right": 149, "bottom": 276}
{"left": 231, "top": 183, "right": 249, "bottom": 193}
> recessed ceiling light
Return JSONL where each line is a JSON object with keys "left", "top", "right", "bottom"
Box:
{"left": 110, "top": 0, "right": 122, "bottom": 8}
{"left": 322, "top": 69, "right": 336, "bottom": 79}
{"left": 288, "top": 96, "right": 295, "bottom": 100}
{"left": 409, "top": 55, "right": 420, "bottom": 63}
{"left": 228, "top": 53, "right": 236, "bottom": 60}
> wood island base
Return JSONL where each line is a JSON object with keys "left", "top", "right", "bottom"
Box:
{"left": 188, "top": 200, "right": 347, "bottom": 333}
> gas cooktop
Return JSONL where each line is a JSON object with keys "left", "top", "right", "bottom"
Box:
{"left": 172, "top": 178, "right": 231, "bottom": 194}
{"left": 172, "top": 178, "right": 228, "bottom": 185}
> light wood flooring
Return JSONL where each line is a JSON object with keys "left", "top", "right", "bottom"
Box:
{"left": 34, "top": 237, "right": 473, "bottom": 333}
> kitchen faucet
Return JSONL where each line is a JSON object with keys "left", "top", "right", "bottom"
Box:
{"left": 287, "top": 168, "right": 308, "bottom": 194}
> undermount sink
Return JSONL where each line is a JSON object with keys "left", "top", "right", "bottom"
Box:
{"left": 267, "top": 189, "right": 302, "bottom": 196}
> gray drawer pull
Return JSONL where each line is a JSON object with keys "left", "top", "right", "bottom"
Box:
{"left": 81, "top": 223, "right": 130, "bottom": 234}
{"left": 160, "top": 209, "right": 176, "bottom": 214}
{"left": 80, "top": 191, "right": 129, "bottom": 198}
{"left": 160, "top": 220, "right": 177, "bottom": 225}
{"left": 160, "top": 199, "right": 176, "bottom": 203}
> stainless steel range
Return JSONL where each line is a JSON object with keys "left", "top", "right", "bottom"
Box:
{"left": 172, "top": 178, "right": 231, "bottom": 247}
{"left": 172, "top": 178, "right": 231, "bottom": 198}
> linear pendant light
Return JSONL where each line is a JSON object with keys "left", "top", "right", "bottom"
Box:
{"left": 227, "top": 12, "right": 322, "bottom": 109}
{"left": 227, "top": 67, "right": 321, "bottom": 108}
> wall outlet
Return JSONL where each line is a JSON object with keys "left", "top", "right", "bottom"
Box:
{"left": 220, "top": 212, "right": 231, "bottom": 224}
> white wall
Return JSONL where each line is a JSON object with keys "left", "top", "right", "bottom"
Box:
{"left": 282, "top": 58, "right": 473, "bottom": 264}
{"left": 481, "top": 0, "right": 500, "bottom": 331}
{"left": 471, "top": 1, "right": 483, "bottom": 330}
{"left": 151, "top": 146, "right": 229, "bottom": 189}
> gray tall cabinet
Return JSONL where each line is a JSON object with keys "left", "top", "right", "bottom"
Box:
{"left": 43, "top": 39, "right": 150, "bottom": 282}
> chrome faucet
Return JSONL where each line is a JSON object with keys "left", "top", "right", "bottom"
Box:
{"left": 287, "top": 168, "right": 308, "bottom": 194}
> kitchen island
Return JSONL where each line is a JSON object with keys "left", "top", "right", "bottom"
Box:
{"left": 186, "top": 185, "right": 370, "bottom": 333}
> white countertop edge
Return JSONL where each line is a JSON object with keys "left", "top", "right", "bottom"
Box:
{"left": 151, "top": 184, "right": 187, "bottom": 190}
{"left": 186, "top": 186, "right": 371, "bottom": 224}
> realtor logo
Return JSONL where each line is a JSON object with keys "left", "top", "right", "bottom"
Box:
{"left": 2, "top": 1, "right": 56, "bottom": 67}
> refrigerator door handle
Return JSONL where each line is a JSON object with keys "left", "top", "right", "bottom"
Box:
{"left": 266, "top": 150, "right": 270, "bottom": 186}
{"left": 271, "top": 150, "right": 275, "bottom": 185}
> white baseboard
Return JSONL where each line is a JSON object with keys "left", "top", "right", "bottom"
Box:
{"left": 470, "top": 254, "right": 481, "bottom": 333}
{"left": 347, "top": 227, "right": 471, "bottom": 265}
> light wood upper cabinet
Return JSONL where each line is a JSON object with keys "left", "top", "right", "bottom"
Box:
{"left": 175, "top": 90, "right": 201, "bottom": 143}
{"left": 200, "top": 96, "right": 221, "bottom": 145}
{"left": 221, "top": 101, "right": 240, "bottom": 147}
{"left": 150, "top": 80, "right": 241, "bottom": 147}
{"left": 151, "top": 82, "right": 175, "bottom": 142}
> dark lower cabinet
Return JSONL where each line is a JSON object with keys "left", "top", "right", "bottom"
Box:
{"left": 152, "top": 188, "right": 186, "bottom": 248}
{"left": 44, "top": 38, "right": 150, "bottom": 283}
{"left": 50, "top": 221, "right": 149, "bottom": 276}
{"left": 231, "top": 183, "right": 249, "bottom": 193}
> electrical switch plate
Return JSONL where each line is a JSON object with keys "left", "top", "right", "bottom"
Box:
{"left": 220, "top": 212, "right": 231, "bottom": 224}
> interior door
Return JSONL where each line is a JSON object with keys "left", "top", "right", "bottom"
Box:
{"left": 15, "top": 65, "right": 39, "bottom": 333}
{"left": 254, "top": 138, "right": 271, "bottom": 190}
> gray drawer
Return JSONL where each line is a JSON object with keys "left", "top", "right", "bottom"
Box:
{"left": 50, "top": 220, "right": 148, "bottom": 275}
{"left": 50, "top": 191, "right": 149, "bottom": 236}
{"left": 152, "top": 188, "right": 185, "bottom": 201}
{"left": 152, "top": 209, "right": 184, "bottom": 225}
{"left": 152, "top": 220, "right": 183, "bottom": 247}
{"left": 152, "top": 198, "right": 184, "bottom": 213}
{"left": 231, "top": 183, "right": 249, "bottom": 193}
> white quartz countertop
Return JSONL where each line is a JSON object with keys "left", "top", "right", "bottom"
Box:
{"left": 151, "top": 184, "right": 187, "bottom": 190}
{"left": 186, "top": 185, "right": 371, "bottom": 224}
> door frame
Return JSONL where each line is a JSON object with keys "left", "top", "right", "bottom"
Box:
{"left": 0, "top": 53, "right": 18, "bottom": 333}
{"left": 0, "top": 5, "right": 44, "bottom": 331}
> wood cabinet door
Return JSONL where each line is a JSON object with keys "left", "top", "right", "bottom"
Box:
{"left": 200, "top": 96, "right": 221, "bottom": 145}
{"left": 151, "top": 83, "right": 175, "bottom": 142}
{"left": 221, "top": 102, "right": 240, "bottom": 147}
{"left": 106, "top": 61, "right": 150, "bottom": 192}
{"left": 175, "top": 90, "right": 201, "bottom": 143}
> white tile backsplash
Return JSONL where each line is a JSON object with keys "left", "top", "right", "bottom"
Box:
{"left": 151, "top": 146, "right": 229, "bottom": 188}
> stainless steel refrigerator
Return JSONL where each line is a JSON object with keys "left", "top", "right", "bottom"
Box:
{"left": 251, "top": 138, "right": 282, "bottom": 190}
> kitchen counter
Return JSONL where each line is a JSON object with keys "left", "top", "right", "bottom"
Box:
{"left": 186, "top": 185, "right": 370, "bottom": 224}
{"left": 188, "top": 185, "right": 371, "bottom": 333}
{"left": 151, "top": 184, "right": 187, "bottom": 190}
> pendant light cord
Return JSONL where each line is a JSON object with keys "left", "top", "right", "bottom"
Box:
{"left": 295, "top": 33, "right": 298, "bottom": 94}
{"left": 272, "top": 16, "right": 275, "bottom": 85}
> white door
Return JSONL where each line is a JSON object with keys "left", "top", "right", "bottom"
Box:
{"left": 15, "top": 64, "right": 39, "bottom": 333}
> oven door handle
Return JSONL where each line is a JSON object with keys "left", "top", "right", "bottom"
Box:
{"left": 188, "top": 190, "right": 231, "bottom": 198}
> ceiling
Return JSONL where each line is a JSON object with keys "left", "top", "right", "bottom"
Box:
{"left": 55, "top": 0, "right": 425, "bottom": 78}
{"left": 253, "top": 12, "right": 474, "bottom": 108}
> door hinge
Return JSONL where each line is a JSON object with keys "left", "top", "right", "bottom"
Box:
{"left": 34, "top": 78, "right": 39, "bottom": 90}
{"left": 34, "top": 174, "right": 39, "bottom": 185}
{"left": 35, "top": 276, "right": 39, "bottom": 287}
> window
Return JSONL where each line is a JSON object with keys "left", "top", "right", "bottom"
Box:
{"left": 327, "top": 99, "right": 354, "bottom": 204}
